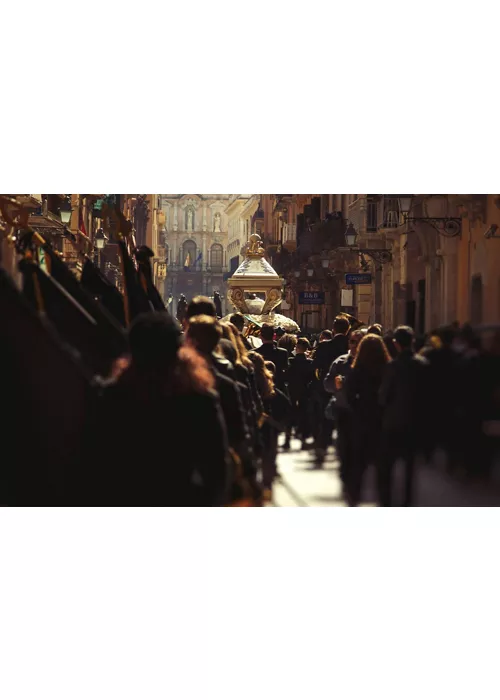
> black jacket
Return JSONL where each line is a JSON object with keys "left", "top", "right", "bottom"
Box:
{"left": 313, "top": 335, "right": 349, "bottom": 380}
{"left": 379, "top": 350, "right": 429, "bottom": 434}
{"left": 288, "top": 354, "right": 314, "bottom": 401}
{"left": 256, "top": 343, "right": 289, "bottom": 390}
{"left": 85, "top": 372, "right": 230, "bottom": 506}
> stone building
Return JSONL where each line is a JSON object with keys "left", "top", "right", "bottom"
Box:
{"left": 158, "top": 194, "right": 230, "bottom": 314}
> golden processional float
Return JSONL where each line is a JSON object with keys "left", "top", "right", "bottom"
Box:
{"left": 222, "top": 233, "right": 300, "bottom": 343}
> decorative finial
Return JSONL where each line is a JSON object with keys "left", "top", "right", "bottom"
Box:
{"left": 247, "top": 233, "right": 265, "bottom": 257}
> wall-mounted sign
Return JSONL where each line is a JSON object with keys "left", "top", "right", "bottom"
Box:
{"left": 341, "top": 289, "right": 354, "bottom": 307}
{"left": 299, "top": 291, "right": 325, "bottom": 305}
{"left": 345, "top": 273, "right": 372, "bottom": 285}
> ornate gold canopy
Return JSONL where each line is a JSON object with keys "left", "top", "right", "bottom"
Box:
{"left": 227, "top": 234, "right": 284, "bottom": 315}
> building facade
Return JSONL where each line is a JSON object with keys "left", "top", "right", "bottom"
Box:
{"left": 157, "top": 194, "right": 230, "bottom": 315}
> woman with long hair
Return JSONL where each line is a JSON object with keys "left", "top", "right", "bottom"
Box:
{"left": 86, "top": 312, "right": 230, "bottom": 506}
{"left": 248, "top": 351, "right": 280, "bottom": 501}
{"left": 343, "top": 333, "right": 391, "bottom": 505}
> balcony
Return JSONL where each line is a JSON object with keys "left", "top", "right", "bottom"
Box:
{"left": 348, "top": 197, "right": 378, "bottom": 234}
{"left": 377, "top": 197, "right": 403, "bottom": 231}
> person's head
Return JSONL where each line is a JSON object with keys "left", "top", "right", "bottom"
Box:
{"left": 352, "top": 333, "right": 391, "bottom": 374}
{"left": 393, "top": 325, "right": 415, "bottom": 353}
{"left": 296, "top": 337, "right": 311, "bottom": 354}
{"left": 383, "top": 332, "right": 398, "bottom": 359}
{"left": 436, "top": 325, "right": 456, "bottom": 348}
{"left": 186, "top": 296, "right": 216, "bottom": 323}
{"left": 276, "top": 327, "right": 286, "bottom": 339}
{"left": 278, "top": 333, "right": 297, "bottom": 355}
{"left": 260, "top": 323, "right": 275, "bottom": 343}
{"left": 229, "top": 313, "right": 245, "bottom": 333}
{"left": 348, "top": 328, "right": 368, "bottom": 358}
{"left": 128, "top": 312, "right": 214, "bottom": 394}
{"left": 333, "top": 315, "right": 350, "bottom": 336}
{"left": 264, "top": 360, "right": 276, "bottom": 377}
{"left": 319, "top": 329, "right": 333, "bottom": 342}
{"left": 186, "top": 314, "right": 222, "bottom": 355}
{"left": 128, "top": 312, "right": 181, "bottom": 373}
{"left": 367, "top": 323, "right": 383, "bottom": 337}
{"left": 248, "top": 351, "right": 275, "bottom": 399}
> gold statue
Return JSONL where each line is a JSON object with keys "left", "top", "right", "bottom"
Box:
{"left": 247, "top": 233, "right": 265, "bottom": 257}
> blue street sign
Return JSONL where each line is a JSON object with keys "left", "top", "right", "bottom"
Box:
{"left": 299, "top": 291, "right": 325, "bottom": 305}
{"left": 345, "top": 273, "right": 372, "bottom": 285}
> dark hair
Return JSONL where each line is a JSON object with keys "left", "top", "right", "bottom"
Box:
{"left": 383, "top": 332, "right": 398, "bottom": 359}
{"left": 278, "top": 333, "right": 297, "bottom": 355}
{"left": 367, "top": 324, "right": 383, "bottom": 336}
{"left": 129, "top": 312, "right": 181, "bottom": 371}
{"left": 260, "top": 323, "right": 275, "bottom": 342}
{"left": 333, "top": 316, "right": 350, "bottom": 335}
{"left": 186, "top": 295, "right": 216, "bottom": 320}
{"left": 352, "top": 333, "right": 391, "bottom": 374}
{"left": 320, "top": 329, "right": 333, "bottom": 341}
{"left": 186, "top": 314, "right": 222, "bottom": 354}
{"left": 394, "top": 325, "right": 414, "bottom": 350}
{"left": 127, "top": 312, "right": 214, "bottom": 395}
{"left": 436, "top": 325, "right": 456, "bottom": 347}
{"left": 296, "top": 337, "right": 310, "bottom": 351}
{"left": 229, "top": 312, "right": 245, "bottom": 332}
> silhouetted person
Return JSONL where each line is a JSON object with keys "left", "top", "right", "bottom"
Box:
{"left": 88, "top": 312, "right": 230, "bottom": 506}
{"left": 288, "top": 337, "right": 315, "bottom": 449}
{"left": 311, "top": 316, "right": 350, "bottom": 463}
{"left": 344, "top": 334, "right": 390, "bottom": 505}
{"left": 256, "top": 323, "right": 289, "bottom": 391}
{"left": 379, "top": 325, "right": 429, "bottom": 506}
{"left": 324, "top": 328, "right": 368, "bottom": 485}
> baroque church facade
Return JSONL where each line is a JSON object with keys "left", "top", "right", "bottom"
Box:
{"left": 158, "top": 194, "right": 231, "bottom": 314}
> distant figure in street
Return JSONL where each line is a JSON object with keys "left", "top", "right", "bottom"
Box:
{"left": 324, "top": 328, "right": 368, "bottom": 486}
{"left": 311, "top": 316, "right": 350, "bottom": 463}
{"left": 213, "top": 291, "right": 223, "bottom": 318}
{"left": 176, "top": 294, "right": 188, "bottom": 324}
{"left": 256, "top": 323, "right": 289, "bottom": 391}
{"left": 379, "top": 325, "right": 429, "bottom": 506}
{"left": 288, "top": 337, "right": 315, "bottom": 449}
{"left": 344, "top": 333, "right": 391, "bottom": 505}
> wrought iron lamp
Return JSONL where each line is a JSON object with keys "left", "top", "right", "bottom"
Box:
{"left": 344, "top": 223, "right": 392, "bottom": 265}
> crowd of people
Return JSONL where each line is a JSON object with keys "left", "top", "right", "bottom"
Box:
{"left": 82, "top": 298, "right": 500, "bottom": 507}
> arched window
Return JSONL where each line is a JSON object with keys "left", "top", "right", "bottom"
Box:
{"left": 210, "top": 243, "right": 223, "bottom": 271}
{"left": 182, "top": 239, "right": 197, "bottom": 269}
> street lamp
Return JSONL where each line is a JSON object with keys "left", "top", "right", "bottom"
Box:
{"left": 294, "top": 270, "right": 301, "bottom": 278}
{"left": 398, "top": 196, "right": 413, "bottom": 216}
{"left": 59, "top": 196, "right": 72, "bottom": 225}
{"left": 393, "top": 194, "right": 461, "bottom": 237}
{"left": 95, "top": 228, "right": 109, "bottom": 249}
{"left": 307, "top": 268, "right": 314, "bottom": 277}
{"left": 345, "top": 223, "right": 358, "bottom": 248}
{"left": 344, "top": 222, "right": 392, "bottom": 265}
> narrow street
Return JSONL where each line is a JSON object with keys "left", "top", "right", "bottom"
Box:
{"left": 273, "top": 437, "right": 500, "bottom": 507}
